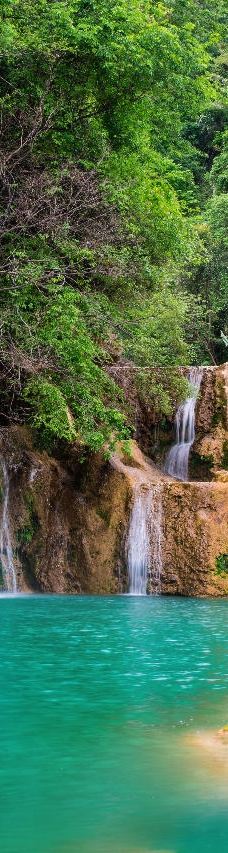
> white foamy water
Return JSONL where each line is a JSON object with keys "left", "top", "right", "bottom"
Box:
{"left": 126, "top": 485, "right": 163, "bottom": 595}
{"left": 0, "top": 460, "right": 17, "bottom": 593}
{"left": 164, "top": 367, "right": 203, "bottom": 481}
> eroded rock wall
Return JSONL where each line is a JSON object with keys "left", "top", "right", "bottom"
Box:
{"left": 0, "top": 363, "right": 227, "bottom": 596}
{"left": 192, "top": 363, "right": 228, "bottom": 478}
{"left": 0, "top": 427, "right": 129, "bottom": 594}
{"left": 111, "top": 443, "right": 228, "bottom": 597}
{"left": 162, "top": 479, "right": 228, "bottom": 596}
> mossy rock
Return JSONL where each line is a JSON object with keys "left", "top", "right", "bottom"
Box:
{"left": 189, "top": 451, "right": 213, "bottom": 482}
{"left": 212, "top": 380, "right": 227, "bottom": 429}
{"left": 222, "top": 440, "right": 228, "bottom": 470}
{"left": 17, "top": 525, "right": 34, "bottom": 545}
{"left": 216, "top": 553, "right": 228, "bottom": 576}
{"left": 97, "top": 507, "right": 111, "bottom": 526}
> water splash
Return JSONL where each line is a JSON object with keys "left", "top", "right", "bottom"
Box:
{"left": 164, "top": 367, "right": 203, "bottom": 481}
{"left": 126, "top": 484, "right": 163, "bottom": 595}
{"left": 0, "top": 459, "right": 17, "bottom": 593}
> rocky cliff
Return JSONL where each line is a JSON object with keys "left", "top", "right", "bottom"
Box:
{"left": 0, "top": 364, "right": 227, "bottom": 596}
{"left": 192, "top": 362, "right": 228, "bottom": 479}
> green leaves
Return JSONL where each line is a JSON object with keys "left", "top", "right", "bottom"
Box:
{"left": 103, "top": 149, "right": 184, "bottom": 262}
{"left": 1, "top": 277, "right": 129, "bottom": 451}
{"left": 23, "top": 379, "right": 77, "bottom": 444}
{"left": 0, "top": 0, "right": 226, "bottom": 448}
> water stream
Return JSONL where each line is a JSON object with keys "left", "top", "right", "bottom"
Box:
{"left": 0, "top": 459, "right": 17, "bottom": 593}
{"left": 164, "top": 367, "right": 203, "bottom": 481}
{"left": 126, "top": 484, "right": 163, "bottom": 595}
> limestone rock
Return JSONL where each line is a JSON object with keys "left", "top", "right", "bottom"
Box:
{"left": 0, "top": 363, "right": 227, "bottom": 597}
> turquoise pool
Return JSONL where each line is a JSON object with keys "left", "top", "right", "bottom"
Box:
{"left": 1, "top": 595, "right": 228, "bottom": 852}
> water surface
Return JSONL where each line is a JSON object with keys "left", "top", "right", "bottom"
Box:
{"left": 1, "top": 595, "right": 228, "bottom": 853}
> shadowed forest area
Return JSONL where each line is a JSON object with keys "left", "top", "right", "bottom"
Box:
{"left": 0, "top": 0, "right": 227, "bottom": 452}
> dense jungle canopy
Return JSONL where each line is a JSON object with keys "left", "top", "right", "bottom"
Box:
{"left": 0, "top": 0, "right": 227, "bottom": 451}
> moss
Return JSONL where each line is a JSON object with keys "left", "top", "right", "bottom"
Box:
{"left": 216, "top": 553, "right": 228, "bottom": 576}
{"left": 25, "top": 490, "right": 39, "bottom": 532}
{"left": 212, "top": 410, "right": 223, "bottom": 427}
{"left": 16, "top": 488, "right": 40, "bottom": 547}
{"left": 222, "top": 440, "right": 228, "bottom": 470}
{"left": 189, "top": 451, "right": 213, "bottom": 482}
{"left": 212, "top": 380, "right": 227, "bottom": 429}
{"left": 97, "top": 508, "right": 111, "bottom": 526}
{"left": 24, "top": 490, "right": 36, "bottom": 513}
{"left": 17, "top": 525, "right": 34, "bottom": 545}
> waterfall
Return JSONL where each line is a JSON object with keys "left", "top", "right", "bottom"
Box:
{"left": 164, "top": 367, "right": 203, "bottom": 481}
{"left": 126, "top": 484, "right": 163, "bottom": 595}
{"left": 0, "top": 460, "right": 17, "bottom": 593}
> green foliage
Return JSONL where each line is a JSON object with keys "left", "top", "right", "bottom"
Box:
{"left": 184, "top": 129, "right": 228, "bottom": 360}
{"left": 16, "top": 490, "right": 39, "bottom": 545}
{"left": 136, "top": 369, "right": 190, "bottom": 417}
{"left": 17, "top": 526, "right": 34, "bottom": 545}
{"left": 118, "top": 290, "right": 189, "bottom": 367}
{"left": 222, "top": 441, "right": 228, "bottom": 470}
{"left": 216, "top": 554, "right": 228, "bottom": 576}
{"left": 0, "top": 0, "right": 227, "bottom": 450}
{"left": 14, "top": 284, "right": 130, "bottom": 450}
{"left": 103, "top": 151, "right": 184, "bottom": 261}
{"left": 23, "top": 379, "right": 77, "bottom": 445}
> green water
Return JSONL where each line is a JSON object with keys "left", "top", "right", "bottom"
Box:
{"left": 1, "top": 596, "right": 228, "bottom": 853}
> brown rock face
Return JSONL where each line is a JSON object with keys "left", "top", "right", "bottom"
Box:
{"left": 192, "top": 363, "right": 228, "bottom": 478}
{"left": 111, "top": 444, "right": 228, "bottom": 597}
{"left": 0, "top": 364, "right": 227, "bottom": 596}
{"left": 162, "top": 480, "right": 228, "bottom": 596}
{"left": 0, "top": 427, "right": 130, "bottom": 594}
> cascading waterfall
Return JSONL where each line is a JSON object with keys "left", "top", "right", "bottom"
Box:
{"left": 0, "top": 459, "right": 17, "bottom": 593}
{"left": 164, "top": 367, "right": 203, "bottom": 481}
{"left": 126, "top": 484, "right": 163, "bottom": 595}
